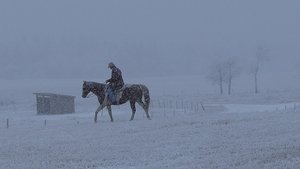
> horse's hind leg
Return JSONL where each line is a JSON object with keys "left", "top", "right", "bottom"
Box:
{"left": 129, "top": 101, "right": 136, "bottom": 121}
{"left": 137, "top": 101, "right": 151, "bottom": 120}
{"left": 107, "top": 105, "right": 114, "bottom": 122}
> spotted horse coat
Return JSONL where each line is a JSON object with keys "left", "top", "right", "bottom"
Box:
{"left": 82, "top": 81, "right": 151, "bottom": 123}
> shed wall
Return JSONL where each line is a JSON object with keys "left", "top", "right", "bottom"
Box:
{"left": 34, "top": 93, "right": 75, "bottom": 115}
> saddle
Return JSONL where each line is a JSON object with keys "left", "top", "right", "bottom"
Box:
{"left": 104, "top": 84, "right": 132, "bottom": 105}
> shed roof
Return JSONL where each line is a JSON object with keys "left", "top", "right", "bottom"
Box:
{"left": 33, "top": 93, "right": 75, "bottom": 98}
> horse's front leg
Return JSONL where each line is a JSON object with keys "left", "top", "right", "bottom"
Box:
{"left": 107, "top": 105, "right": 114, "bottom": 122}
{"left": 94, "top": 104, "right": 105, "bottom": 123}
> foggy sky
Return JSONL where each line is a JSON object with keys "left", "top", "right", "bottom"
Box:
{"left": 0, "top": 0, "right": 299, "bottom": 79}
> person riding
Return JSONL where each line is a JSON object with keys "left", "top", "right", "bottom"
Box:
{"left": 105, "top": 62, "right": 124, "bottom": 104}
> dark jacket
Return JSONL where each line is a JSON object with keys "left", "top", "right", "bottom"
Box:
{"left": 106, "top": 66, "right": 124, "bottom": 90}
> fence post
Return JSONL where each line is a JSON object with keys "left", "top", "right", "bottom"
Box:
{"left": 6, "top": 118, "right": 9, "bottom": 129}
{"left": 163, "top": 101, "right": 166, "bottom": 117}
{"left": 285, "top": 105, "right": 287, "bottom": 111}
{"left": 200, "top": 102, "right": 205, "bottom": 112}
{"left": 44, "top": 120, "right": 47, "bottom": 126}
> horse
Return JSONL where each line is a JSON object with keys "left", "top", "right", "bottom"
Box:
{"left": 81, "top": 81, "right": 151, "bottom": 123}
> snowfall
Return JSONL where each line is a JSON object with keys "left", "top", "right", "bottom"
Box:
{"left": 1, "top": 76, "right": 300, "bottom": 169}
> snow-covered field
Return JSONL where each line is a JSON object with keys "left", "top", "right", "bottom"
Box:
{"left": 1, "top": 77, "right": 300, "bottom": 169}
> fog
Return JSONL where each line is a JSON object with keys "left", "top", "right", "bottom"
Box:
{"left": 0, "top": 0, "right": 299, "bottom": 81}
{"left": 2, "top": 2, "right": 300, "bottom": 168}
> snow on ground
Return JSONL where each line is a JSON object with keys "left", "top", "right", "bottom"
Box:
{"left": 1, "top": 78, "right": 300, "bottom": 169}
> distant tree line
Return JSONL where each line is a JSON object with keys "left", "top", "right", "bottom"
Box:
{"left": 207, "top": 46, "right": 269, "bottom": 95}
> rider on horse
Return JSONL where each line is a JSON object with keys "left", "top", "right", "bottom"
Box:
{"left": 105, "top": 62, "right": 124, "bottom": 104}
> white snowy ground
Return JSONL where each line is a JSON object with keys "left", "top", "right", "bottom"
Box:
{"left": 1, "top": 77, "right": 300, "bottom": 169}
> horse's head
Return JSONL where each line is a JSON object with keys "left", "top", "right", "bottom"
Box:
{"left": 82, "top": 81, "right": 91, "bottom": 98}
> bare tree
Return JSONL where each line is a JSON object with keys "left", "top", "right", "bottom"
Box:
{"left": 227, "top": 60, "right": 233, "bottom": 95}
{"left": 207, "top": 62, "right": 228, "bottom": 95}
{"left": 225, "top": 57, "right": 240, "bottom": 95}
{"left": 251, "top": 46, "right": 269, "bottom": 94}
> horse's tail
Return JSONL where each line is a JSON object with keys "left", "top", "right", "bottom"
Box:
{"left": 140, "top": 84, "right": 150, "bottom": 112}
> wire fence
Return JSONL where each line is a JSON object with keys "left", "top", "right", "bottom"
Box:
{"left": 1, "top": 98, "right": 299, "bottom": 129}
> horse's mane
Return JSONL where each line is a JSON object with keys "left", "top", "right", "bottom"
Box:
{"left": 85, "top": 81, "right": 106, "bottom": 90}
{"left": 85, "top": 81, "right": 104, "bottom": 86}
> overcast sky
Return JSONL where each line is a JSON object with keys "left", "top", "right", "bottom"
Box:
{"left": 0, "top": 0, "right": 299, "bottom": 79}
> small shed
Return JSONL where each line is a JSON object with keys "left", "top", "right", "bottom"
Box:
{"left": 33, "top": 93, "right": 75, "bottom": 115}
